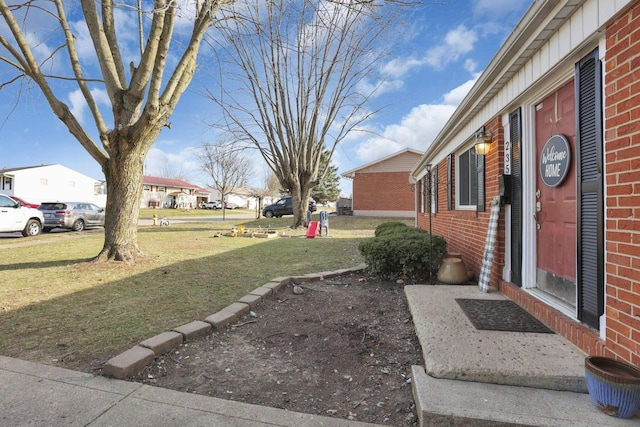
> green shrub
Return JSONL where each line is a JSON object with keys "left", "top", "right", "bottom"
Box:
{"left": 374, "top": 221, "right": 410, "bottom": 237}
{"left": 359, "top": 223, "right": 447, "bottom": 281}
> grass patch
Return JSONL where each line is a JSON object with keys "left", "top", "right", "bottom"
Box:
{"left": 139, "top": 207, "right": 249, "bottom": 218}
{"left": 0, "top": 216, "right": 412, "bottom": 370}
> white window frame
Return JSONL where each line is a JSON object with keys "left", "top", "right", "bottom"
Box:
{"left": 455, "top": 145, "right": 478, "bottom": 210}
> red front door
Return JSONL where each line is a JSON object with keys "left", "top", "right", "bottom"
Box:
{"left": 534, "top": 80, "right": 577, "bottom": 306}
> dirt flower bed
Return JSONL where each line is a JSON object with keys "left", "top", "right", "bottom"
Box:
{"left": 131, "top": 273, "right": 424, "bottom": 426}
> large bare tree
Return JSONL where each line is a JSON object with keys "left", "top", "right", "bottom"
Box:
{"left": 0, "top": 0, "right": 230, "bottom": 262}
{"left": 204, "top": 0, "right": 401, "bottom": 227}
{"left": 198, "top": 141, "right": 251, "bottom": 219}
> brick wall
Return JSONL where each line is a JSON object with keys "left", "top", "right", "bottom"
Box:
{"left": 499, "top": 281, "right": 604, "bottom": 357}
{"left": 603, "top": 0, "right": 640, "bottom": 365}
{"left": 417, "top": 117, "right": 505, "bottom": 286}
{"left": 353, "top": 171, "right": 415, "bottom": 212}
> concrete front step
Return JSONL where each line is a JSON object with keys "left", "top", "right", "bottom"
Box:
{"left": 405, "top": 285, "right": 588, "bottom": 393}
{"left": 411, "top": 365, "right": 639, "bottom": 426}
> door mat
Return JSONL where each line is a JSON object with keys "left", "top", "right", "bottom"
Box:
{"left": 456, "top": 299, "right": 554, "bottom": 333}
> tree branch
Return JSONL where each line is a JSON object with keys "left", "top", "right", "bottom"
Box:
{"left": 54, "top": 0, "right": 110, "bottom": 142}
{"left": 80, "top": 0, "right": 124, "bottom": 100}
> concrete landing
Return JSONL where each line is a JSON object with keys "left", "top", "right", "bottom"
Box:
{"left": 404, "top": 285, "right": 639, "bottom": 426}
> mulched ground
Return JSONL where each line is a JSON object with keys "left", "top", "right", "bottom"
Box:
{"left": 130, "top": 273, "right": 424, "bottom": 426}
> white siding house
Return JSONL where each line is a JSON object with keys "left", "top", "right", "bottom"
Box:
{"left": 0, "top": 164, "right": 104, "bottom": 206}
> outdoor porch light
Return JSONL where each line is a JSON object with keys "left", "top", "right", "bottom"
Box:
{"left": 474, "top": 127, "right": 493, "bottom": 155}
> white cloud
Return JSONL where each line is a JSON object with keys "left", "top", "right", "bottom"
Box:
{"left": 357, "top": 78, "right": 404, "bottom": 98}
{"left": 382, "top": 56, "right": 426, "bottom": 79}
{"left": 351, "top": 76, "right": 479, "bottom": 164}
{"left": 425, "top": 25, "right": 478, "bottom": 71}
{"left": 69, "top": 19, "right": 97, "bottom": 63}
{"left": 443, "top": 75, "right": 479, "bottom": 105}
{"left": 378, "top": 24, "right": 479, "bottom": 80}
{"left": 354, "top": 103, "right": 455, "bottom": 162}
{"left": 145, "top": 145, "right": 200, "bottom": 181}
{"left": 464, "top": 59, "right": 478, "bottom": 74}
{"left": 68, "top": 88, "right": 110, "bottom": 123}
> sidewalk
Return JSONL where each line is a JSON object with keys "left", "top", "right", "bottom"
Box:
{"left": 2, "top": 282, "right": 639, "bottom": 426}
{"left": 0, "top": 356, "right": 382, "bottom": 427}
{"left": 405, "top": 285, "right": 639, "bottom": 426}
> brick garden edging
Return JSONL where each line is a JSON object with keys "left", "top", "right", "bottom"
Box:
{"left": 102, "top": 263, "right": 367, "bottom": 379}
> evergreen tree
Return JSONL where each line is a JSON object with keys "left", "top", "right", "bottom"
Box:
{"left": 312, "top": 151, "right": 341, "bottom": 205}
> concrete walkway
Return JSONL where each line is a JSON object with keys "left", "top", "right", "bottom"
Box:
{"left": 2, "top": 276, "right": 639, "bottom": 426}
{"left": 405, "top": 285, "right": 639, "bottom": 426}
{"left": 0, "top": 356, "right": 382, "bottom": 427}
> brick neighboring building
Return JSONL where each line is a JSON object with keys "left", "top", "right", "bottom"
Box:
{"left": 342, "top": 149, "right": 422, "bottom": 218}
{"left": 412, "top": 0, "right": 640, "bottom": 365}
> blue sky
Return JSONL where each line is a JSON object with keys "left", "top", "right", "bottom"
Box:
{"left": 0, "top": 0, "right": 531, "bottom": 196}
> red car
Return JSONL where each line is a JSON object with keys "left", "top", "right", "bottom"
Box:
{"left": 10, "top": 196, "right": 40, "bottom": 209}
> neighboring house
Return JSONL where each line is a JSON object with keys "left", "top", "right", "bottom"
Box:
{"left": 224, "top": 187, "right": 254, "bottom": 210}
{"left": 0, "top": 164, "right": 104, "bottom": 206}
{"left": 142, "top": 176, "right": 206, "bottom": 209}
{"left": 203, "top": 187, "right": 269, "bottom": 211}
{"left": 342, "top": 148, "right": 422, "bottom": 218}
{"left": 411, "top": 0, "right": 640, "bottom": 365}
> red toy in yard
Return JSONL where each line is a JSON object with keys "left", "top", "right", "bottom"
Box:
{"left": 306, "top": 221, "right": 319, "bottom": 238}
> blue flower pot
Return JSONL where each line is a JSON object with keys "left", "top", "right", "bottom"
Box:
{"left": 584, "top": 356, "right": 640, "bottom": 419}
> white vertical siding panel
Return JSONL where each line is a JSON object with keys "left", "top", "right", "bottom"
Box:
{"left": 570, "top": 12, "right": 584, "bottom": 51}
{"left": 539, "top": 42, "right": 550, "bottom": 76}
{"left": 515, "top": 67, "right": 522, "bottom": 95}
{"left": 557, "top": 23, "right": 572, "bottom": 60}
{"left": 582, "top": 1, "right": 599, "bottom": 34}
{"left": 609, "top": 0, "right": 629, "bottom": 20}
{"left": 599, "top": 0, "right": 609, "bottom": 23}
{"left": 531, "top": 51, "right": 542, "bottom": 84}
{"left": 511, "top": 75, "right": 519, "bottom": 102}
{"left": 498, "top": 88, "right": 509, "bottom": 114}
{"left": 516, "top": 67, "right": 526, "bottom": 98}
{"left": 503, "top": 78, "right": 512, "bottom": 105}
{"left": 549, "top": 31, "right": 561, "bottom": 66}
{"left": 601, "top": 0, "right": 634, "bottom": 25}
{"left": 487, "top": 98, "right": 499, "bottom": 123}
{"left": 524, "top": 60, "right": 534, "bottom": 92}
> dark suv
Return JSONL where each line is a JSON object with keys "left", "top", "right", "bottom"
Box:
{"left": 262, "top": 197, "right": 316, "bottom": 218}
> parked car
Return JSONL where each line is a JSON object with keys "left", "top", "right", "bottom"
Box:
{"left": 224, "top": 201, "right": 238, "bottom": 209}
{"left": 200, "top": 200, "right": 221, "bottom": 209}
{"left": 9, "top": 196, "right": 40, "bottom": 209}
{"left": 38, "top": 202, "right": 105, "bottom": 232}
{"left": 262, "top": 196, "right": 316, "bottom": 218}
{"left": 0, "top": 193, "right": 44, "bottom": 237}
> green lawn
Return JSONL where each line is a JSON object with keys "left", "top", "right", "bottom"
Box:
{"left": 0, "top": 215, "right": 412, "bottom": 371}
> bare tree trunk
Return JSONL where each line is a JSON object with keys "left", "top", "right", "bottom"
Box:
{"left": 291, "top": 185, "right": 312, "bottom": 228}
{"left": 94, "top": 146, "right": 145, "bottom": 262}
{"left": 291, "top": 191, "right": 305, "bottom": 228}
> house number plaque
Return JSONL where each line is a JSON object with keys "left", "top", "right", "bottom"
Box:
{"left": 540, "top": 134, "right": 571, "bottom": 188}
